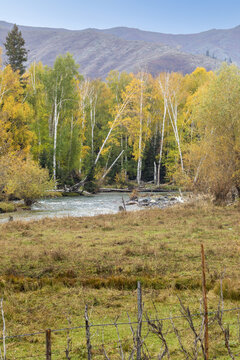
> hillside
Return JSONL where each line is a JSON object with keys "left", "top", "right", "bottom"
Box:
{"left": 100, "top": 25, "right": 240, "bottom": 65}
{"left": 0, "top": 21, "right": 220, "bottom": 78}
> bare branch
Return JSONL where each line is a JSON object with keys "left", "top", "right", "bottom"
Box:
{"left": 177, "top": 296, "right": 206, "bottom": 360}
{"left": 101, "top": 150, "right": 124, "bottom": 180}
{"left": 114, "top": 316, "right": 125, "bottom": 360}
{"left": 216, "top": 276, "right": 236, "bottom": 360}
{"left": 127, "top": 312, "right": 137, "bottom": 359}
{"left": 170, "top": 316, "right": 191, "bottom": 360}
{"left": 65, "top": 316, "right": 72, "bottom": 360}
{"left": 145, "top": 312, "right": 170, "bottom": 359}
{"left": 101, "top": 331, "right": 111, "bottom": 360}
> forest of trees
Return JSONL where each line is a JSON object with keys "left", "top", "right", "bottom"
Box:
{"left": 1, "top": 43, "right": 240, "bottom": 202}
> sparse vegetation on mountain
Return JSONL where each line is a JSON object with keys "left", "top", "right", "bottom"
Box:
{"left": 0, "top": 21, "right": 223, "bottom": 78}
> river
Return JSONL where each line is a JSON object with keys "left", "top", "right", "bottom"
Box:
{"left": 0, "top": 192, "right": 180, "bottom": 223}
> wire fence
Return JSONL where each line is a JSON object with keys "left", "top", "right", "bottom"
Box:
{"left": 1, "top": 292, "right": 240, "bottom": 359}
{"left": 1, "top": 245, "right": 240, "bottom": 359}
{"left": 2, "top": 307, "right": 240, "bottom": 341}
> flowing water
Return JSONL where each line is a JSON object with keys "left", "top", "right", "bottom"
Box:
{"left": 0, "top": 192, "right": 179, "bottom": 223}
{"left": 0, "top": 193, "right": 134, "bottom": 223}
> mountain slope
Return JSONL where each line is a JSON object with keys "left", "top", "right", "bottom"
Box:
{"left": 0, "top": 21, "right": 221, "bottom": 78}
{"left": 100, "top": 26, "right": 240, "bottom": 65}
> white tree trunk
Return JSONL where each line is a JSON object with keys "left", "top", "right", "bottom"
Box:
{"left": 154, "top": 161, "right": 157, "bottom": 184}
{"left": 68, "top": 115, "right": 74, "bottom": 171}
{"left": 120, "top": 132, "right": 124, "bottom": 171}
{"left": 125, "top": 134, "right": 128, "bottom": 179}
{"left": 101, "top": 150, "right": 124, "bottom": 180}
{"left": 90, "top": 97, "right": 97, "bottom": 158}
{"left": 137, "top": 75, "right": 144, "bottom": 185}
{"left": 158, "top": 74, "right": 184, "bottom": 174}
{"left": 157, "top": 96, "right": 167, "bottom": 186}
{"left": 95, "top": 89, "right": 134, "bottom": 166}
{"left": 78, "top": 80, "right": 89, "bottom": 174}
{"left": 53, "top": 97, "right": 60, "bottom": 183}
{"left": 167, "top": 99, "right": 184, "bottom": 171}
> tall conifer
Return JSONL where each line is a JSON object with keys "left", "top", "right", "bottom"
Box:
{"left": 4, "top": 24, "right": 28, "bottom": 75}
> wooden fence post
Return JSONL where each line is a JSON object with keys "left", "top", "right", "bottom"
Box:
{"left": 85, "top": 304, "right": 92, "bottom": 360}
{"left": 137, "top": 281, "right": 142, "bottom": 360}
{"left": 201, "top": 244, "right": 209, "bottom": 360}
{"left": 46, "top": 329, "right": 51, "bottom": 360}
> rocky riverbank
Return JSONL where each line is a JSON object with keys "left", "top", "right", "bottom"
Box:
{"left": 125, "top": 193, "right": 184, "bottom": 209}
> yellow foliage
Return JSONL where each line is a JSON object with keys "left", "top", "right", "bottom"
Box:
{"left": 115, "top": 170, "right": 127, "bottom": 188}
{"left": 121, "top": 73, "right": 152, "bottom": 161}
{"left": 100, "top": 146, "right": 111, "bottom": 157}
{"left": 81, "top": 145, "right": 90, "bottom": 158}
{"left": 183, "top": 64, "right": 240, "bottom": 201}
{"left": 0, "top": 154, "right": 54, "bottom": 205}
{"left": 0, "top": 64, "right": 34, "bottom": 154}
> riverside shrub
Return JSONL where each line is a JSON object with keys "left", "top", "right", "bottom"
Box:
{"left": 0, "top": 154, "right": 55, "bottom": 205}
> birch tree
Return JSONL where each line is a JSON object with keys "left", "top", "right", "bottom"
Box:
{"left": 184, "top": 64, "right": 240, "bottom": 201}
{"left": 44, "top": 53, "right": 78, "bottom": 181}
{"left": 26, "top": 62, "right": 50, "bottom": 162}
{"left": 155, "top": 73, "right": 169, "bottom": 185}
{"left": 76, "top": 78, "right": 90, "bottom": 174}
{"left": 94, "top": 82, "right": 136, "bottom": 166}
{"left": 158, "top": 72, "right": 186, "bottom": 175}
{"left": 107, "top": 71, "right": 132, "bottom": 176}
{"left": 0, "top": 60, "right": 33, "bottom": 154}
{"left": 88, "top": 81, "right": 98, "bottom": 157}
{"left": 122, "top": 72, "right": 151, "bottom": 184}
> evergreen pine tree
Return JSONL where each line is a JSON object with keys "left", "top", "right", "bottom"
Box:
{"left": 4, "top": 24, "right": 28, "bottom": 75}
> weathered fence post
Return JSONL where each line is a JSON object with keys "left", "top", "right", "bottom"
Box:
{"left": 46, "top": 329, "right": 51, "bottom": 360}
{"left": 137, "top": 281, "right": 142, "bottom": 360}
{"left": 85, "top": 304, "right": 92, "bottom": 360}
{"left": 0, "top": 298, "right": 6, "bottom": 360}
{"left": 201, "top": 244, "right": 209, "bottom": 360}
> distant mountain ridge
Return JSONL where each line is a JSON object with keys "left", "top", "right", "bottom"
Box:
{"left": 0, "top": 21, "right": 238, "bottom": 78}
{"left": 99, "top": 26, "right": 240, "bottom": 64}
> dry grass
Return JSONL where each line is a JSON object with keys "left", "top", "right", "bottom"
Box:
{"left": 0, "top": 200, "right": 240, "bottom": 358}
{"left": 1, "top": 201, "right": 239, "bottom": 290}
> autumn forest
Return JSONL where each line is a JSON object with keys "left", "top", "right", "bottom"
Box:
{"left": 0, "top": 43, "right": 240, "bottom": 202}
{"left": 2, "top": 15, "right": 240, "bottom": 359}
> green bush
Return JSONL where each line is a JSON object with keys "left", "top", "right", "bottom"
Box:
{"left": 0, "top": 154, "right": 55, "bottom": 205}
{"left": 0, "top": 202, "right": 16, "bottom": 213}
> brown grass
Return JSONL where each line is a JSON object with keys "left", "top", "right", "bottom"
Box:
{"left": 1, "top": 201, "right": 240, "bottom": 358}
{"left": 0, "top": 201, "right": 240, "bottom": 291}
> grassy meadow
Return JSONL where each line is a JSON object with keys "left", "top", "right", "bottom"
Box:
{"left": 0, "top": 200, "right": 240, "bottom": 358}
